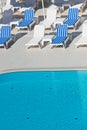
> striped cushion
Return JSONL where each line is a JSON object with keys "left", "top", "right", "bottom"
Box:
{"left": 18, "top": 9, "right": 34, "bottom": 27}
{"left": 1, "top": 26, "right": 11, "bottom": 38}
{"left": 68, "top": 8, "right": 78, "bottom": 20}
{"left": 24, "top": 9, "right": 34, "bottom": 22}
{"left": 64, "top": 19, "right": 77, "bottom": 26}
{"left": 0, "top": 26, "right": 11, "bottom": 45}
{"left": 0, "top": 38, "right": 9, "bottom": 44}
{"left": 18, "top": 20, "right": 32, "bottom": 27}
{"left": 52, "top": 37, "right": 67, "bottom": 44}
{"left": 52, "top": 24, "right": 68, "bottom": 44}
{"left": 64, "top": 8, "right": 78, "bottom": 26}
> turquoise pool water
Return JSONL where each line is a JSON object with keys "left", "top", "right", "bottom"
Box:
{"left": 0, "top": 71, "right": 87, "bottom": 130}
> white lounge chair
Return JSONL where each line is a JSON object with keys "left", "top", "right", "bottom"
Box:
{"left": 25, "top": 25, "right": 45, "bottom": 49}
{"left": 3, "top": 0, "right": 13, "bottom": 12}
{"left": 48, "top": 4, "right": 59, "bottom": 12}
{"left": 75, "top": 20, "right": 87, "bottom": 47}
{"left": 42, "top": 8, "right": 57, "bottom": 29}
{"left": 16, "top": 9, "right": 36, "bottom": 30}
{"left": 71, "top": 1, "right": 87, "bottom": 12}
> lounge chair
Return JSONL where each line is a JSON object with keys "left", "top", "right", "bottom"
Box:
{"left": 25, "top": 25, "right": 45, "bottom": 49}
{"left": 48, "top": 4, "right": 59, "bottom": 12}
{"left": 42, "top": 8, "right": 57, "bottom": 29}
{"left": 75, "top": 20, "right": 87, "bottom": 47}
{"left": 50, "top": 24, "right": 70, "bottom": 48}
{"left": 16, "top": 9, "right": 35, "bottom": 30}
{"left": 3, "top": 0, "right": 13, "bottom": 12}
{"left": 63, "top": 8, "right": 80, "bottom": 29}
{"left": 71, "top": 1, "right": 87, "bottom": 12}
{"left": 0, "top": 25, "right": 12, "bottom": 49}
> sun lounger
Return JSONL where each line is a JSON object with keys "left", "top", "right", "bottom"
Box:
{"left": 2, "top": 0, "right": 13, "bottom": 12}
{"left": 50, "top": 24, "right": 70, "bottom": 48}
{"left": 16, "top": 9, "right": 36, "bottom": 30}
{"left": 42, "top": 8, "right": 57, "bottom": 29}
{"left": 71, "top": 1, "right": 87, "bottom": 12}
{"left": 75, "top": 20, "right": 87, "bottom": 47}
{"left": 63, "top": 8, "right": 80, "bottom": 29}
{"left": 25, "top": 25, "right": 45, "bottom": 49}
{"left": 48, "top": 4, "right": 59, "bottom": 12}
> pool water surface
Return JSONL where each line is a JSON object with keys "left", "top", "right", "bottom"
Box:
{"left": 0, "top": 71, "right": 87, "bottom": 130}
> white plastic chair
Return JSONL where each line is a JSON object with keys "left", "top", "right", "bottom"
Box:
{"left": 48, "top": 4, "right": 59, "bottom": 12}
{"left": 71, "top": 1, "right": 87, "bottom": 12}
{"left": 25, "top": 25, "right": 45, "bottom": 48}
{"left": 42, "top": 8, "right": 57, "bottom": 29}
{"left": 75, "top": 20, "right": 87, "bottom": 47}
{"left": 3, "top": 0, "right": 13, "bottom": 11}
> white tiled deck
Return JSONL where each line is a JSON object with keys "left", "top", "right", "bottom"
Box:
{"left": 0, "top": 8, "right": 87, "bottom": 73}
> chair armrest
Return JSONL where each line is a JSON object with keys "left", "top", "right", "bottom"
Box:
{"left": 63, "top": 35, "right": 71, "bottom": 48}
{"left": 29, "top": 20, "right": 36, "bottom": 30}
{"left": 74, "top": 17, "right": 81, "bottom": 29}
{"left": 80, "top": 2, "right": 87, "bottom": 12}
{"left": 11, "top": 34, "right": 16, "bottom": 42}
{"left": 34, "top": 16, "right": 39, "bottom": 24}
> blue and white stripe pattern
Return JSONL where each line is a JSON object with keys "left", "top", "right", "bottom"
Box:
{"left": 64, "top": 8, "right": 78, "bottom": 27}
{"left": 52, "top": 24, "right": 68, "bottom": 44}
{"left": 0, "top": 26, "right": 11, "bottom": 45}
{"left": 18, "top": 9, "right": 34, "bottom": 27}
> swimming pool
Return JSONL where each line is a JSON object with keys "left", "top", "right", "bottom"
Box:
{"left": 0, "top": 71, "right": 87, "bottom": 130}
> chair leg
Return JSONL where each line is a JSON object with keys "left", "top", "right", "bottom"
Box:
{"left": 5, "top": 42, "right": 8, "bottom": 49}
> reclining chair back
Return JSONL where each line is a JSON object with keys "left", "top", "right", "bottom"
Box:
{"left": 56, "top": 24, "right": 68, "bottom": 38}
{"left": 24, "top": 9, "right": 34, "bottom": 23}
{"left": 34, "top": 25, "right": 44, "bottom": 39}
{"left": 46, "top": 8, "right": 57, "bottom": 22}
{"left": 68, "top": 8, "right": 78, "bottom": 21}
{"left": 1, "top": 26, "right": 11, "bottom": 39}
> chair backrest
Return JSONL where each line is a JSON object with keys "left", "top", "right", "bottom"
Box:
{"left": 48, "top": 4, "right": 58, "bottom": 11}
{"left": 82, "top": 21, "right": 87, "bottom": 36}
{"left": 6, "top": 0, "right": 11, "bottom": 6}
{"left": 68, "top": 8, "right": 78, "bottom": 20}
{"left": 46, "top": 8, "right": 57, "bottom": 22}
{"left": 33, "top": 25, "right": 45, "bottom": 39}
{"left": 56, "top": 24, "right": 68, "bottom": 38}
{"left": 24, "top": 9, "right": 34, "bottom": 22}
{"left": 1, "top": 26, "right": 11, "bottom": 38}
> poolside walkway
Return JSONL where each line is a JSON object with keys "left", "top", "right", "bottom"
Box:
{"left": 0, "top": 8, "right": 87, "bottom": 73}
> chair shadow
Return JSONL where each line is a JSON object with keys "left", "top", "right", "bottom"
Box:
{"left": 8, "top": 32, "right": 27, "bottom": 48}
{"left": 72, "top": 31, "right": 82, "bottom": 39}
{"left": 66, "top": 31, "right": 82, "bottom": 48}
